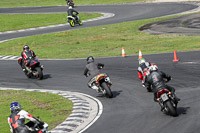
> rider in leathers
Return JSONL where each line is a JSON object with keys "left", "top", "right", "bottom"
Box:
{"left": 83, "top": 56, "right": 104, "bottom": 91}
{"left": 145, "top": 66, "right": 180, "bottom": 102}
{"left": 8, "top": 102, "right": 44, "bottom": 133}
{"left": 67, "top": 6, "right": 79, "bottom": 21}
{"left": 19, "top": 45, "right": 36, "bottom": 71}
{"left": 138, "top": 58, "right": 157, "bottom": 84}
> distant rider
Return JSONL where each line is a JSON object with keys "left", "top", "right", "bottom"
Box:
{"left": 66, "top": 0, "right": 74, "bottom": 6}
{"left": 8, "top": 102, "right": 44, "bottom": 133}
{"left": 83, "top": 56, "right": 104, "bottom": 91}
{"left": 67, "top": 6, "right": 79, "bottom": 21}
{"left": 145, "top": 65, "right": 180, "bottom": 102}
{"left": 137, "top": 58, "right": 157, "bottom": 87}
{"left": 18, "top": 45, "right": 36, "bottom": 71}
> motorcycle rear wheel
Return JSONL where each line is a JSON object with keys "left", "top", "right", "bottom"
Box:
{"left": 165, "top": 100, "right": 177, "bottom": 116}
{"left": 78, "top": 19, "right": 82, "bottom": 25}
{"left": 101, "top": 82, "right": 113, "bottom": 98}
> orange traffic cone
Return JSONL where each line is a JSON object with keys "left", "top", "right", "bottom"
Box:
{"left": 138, "top": 49, "right": 143, "bottom": 59}
{"left": 173, "top": 50, "right": 179, "bottom": 62}
{"left": 122, "top": 47, "right": 126, "bottom": 57}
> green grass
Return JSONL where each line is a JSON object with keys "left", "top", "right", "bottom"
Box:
{"left": 0, "top": 90, "right": 73, "bottom": 133}
{"left": 0, "top": 15, "right": 200, "bottom": 59}
{"left": 0, "top": 0, "right": 149, "bottom": 8}
{"left": 0, "top": 13, "right": 102, "bottom": 32}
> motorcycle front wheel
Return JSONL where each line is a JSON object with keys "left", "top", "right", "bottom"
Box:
{"left": 35, "top": 67, "right": 43, "bottom": 80}
{"left": 69, "top": 19, "right": 75, "bottom": 27}
{"left": 101, "top": 82, "right": 113, "bottom": 98}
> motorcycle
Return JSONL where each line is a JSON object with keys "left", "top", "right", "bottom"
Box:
{"left": 25, "top": 117, "right": 50, "bottom": 133}
{"left": 156, "top": 88, "right": 178, "bottom": 116}
{"left": 90, "top": 73, "right": 113, "bottom": 98}
{"left": 18, "top": 56, "right": 44, "bottom": 80}
{"left": 67, "top": 13, "right": 82, "bottom": 27}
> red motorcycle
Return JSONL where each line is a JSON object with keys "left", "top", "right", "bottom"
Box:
{"left": 18, "top": 57, "right": 44, "bottom": 80}
{"left": 156, "top": 88, "right": 178, "bottom": 116}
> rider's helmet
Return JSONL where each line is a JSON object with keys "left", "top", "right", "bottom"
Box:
{"left": 149, "top": 65, "right": 158, "bottom": 72}
{"left": 68, "top": 6, "right": 72, "bottom": 9}
{"left": 139, "top": 58, "right": 146, "bottom": 65}
{"left": 23, "top": 45, "right": 29, "bottom": 52}
{"left": 10, "top": 102, "right": 21, "bottom": 112}
{"left": 87, "top": 56, "right": 94, "bottom": 64}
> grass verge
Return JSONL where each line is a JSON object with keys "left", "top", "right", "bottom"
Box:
{"left": 0, "top": 0, "right": 148, "bottom": 8}
{"left": 0, "top": 15, "right": 200, "bottom": 59}
{"left": 0, "top": 13, "right": 102, "bottom": 32}
{"left": 0, "top": 90, "right": 73, "bottom": 133}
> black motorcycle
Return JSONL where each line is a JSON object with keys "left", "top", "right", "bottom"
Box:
{"left": 18, "top": 57, "right": 44, "bottom": 80}
{"left": 156, "top": 88, "right": 178, "bottom": 116}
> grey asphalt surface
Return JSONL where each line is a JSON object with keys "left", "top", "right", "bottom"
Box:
{"left": 0, "top": 51, "right": 200, "bottom": 133}
{"left": 140, "top": 12, "right": 200, "bottom": 35}
{"left": 1, "top": 2, "right": 200, "bottom": 133}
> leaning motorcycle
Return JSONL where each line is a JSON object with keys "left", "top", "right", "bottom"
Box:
{"left": 25, "top": 117, "right": 50, "bottom": 133}
{"left": 67, "top": 13, "right": 82, "bottom": 27}
{"left": 18, "top": 57, "right": 44, "bottom": 80}
{"left": 156, "top": 88, "right": 178, "bottom": 116}
{"left": 91, "top": 73, "right": 113, "bottom": 98}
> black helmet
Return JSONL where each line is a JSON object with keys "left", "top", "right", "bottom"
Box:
{"left": 23, "top": 45, "right": 29, "bottom": 51}
{"left": 87, "top": 56, "right": 94, "bottom": 64}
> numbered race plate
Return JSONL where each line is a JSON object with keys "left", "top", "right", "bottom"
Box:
{"left": 161, "top": 93, "right": 169, "bottom": 102}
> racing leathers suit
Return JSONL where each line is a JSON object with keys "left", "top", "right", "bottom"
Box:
{"left": 19, "top": 50, "right": 36, "bottom": 70}
{"left": 8, "top": 110, "right": 43, "bottom": 133}
{"left": 137, "top": 62, "right": 156, "bottom": 84}
{"left": 67, "top": 8, "right": 79, "bottom": 21}
{"left": 145, "top": 70, "right": 179, "bottom": 102}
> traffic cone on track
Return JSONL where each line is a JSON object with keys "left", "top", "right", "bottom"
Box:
{"left": 138, "top": 49, "right": 143, "bottom": 59}
{"left": 122, "top": 47, "right": 126, "bottom": 57}
{"left": 173, "top": 50, "right": 179, "bottom": 62}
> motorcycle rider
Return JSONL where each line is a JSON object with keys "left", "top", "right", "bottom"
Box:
{"left": 67, "top": 6, "right": 79, "bottom": 21}
{"left": 137, "top": 58, "right": 157, "bottom": 91}
{"left": 66, "top": 0, "right": 74, "bottom": 7}
{"left": 8, "top": 102, "right": 44, "bottom": 133}
{"left": 145, "top": 65, "right": 180, "bottom": 103}
{"left": 83, "top": 56, "right": 105, "bottom": 92}
{"left": 18, "top": 45, "right": 36, "bottom": 72}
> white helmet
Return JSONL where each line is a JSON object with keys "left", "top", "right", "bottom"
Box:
{"left": 69, "top": 6, "right": 72, "bottom": 9}
{"left": 139, "top": 58, "right": 146, "bottom": 65}
{"left": 149, "top": 65, "right": 158, "bottom": 72}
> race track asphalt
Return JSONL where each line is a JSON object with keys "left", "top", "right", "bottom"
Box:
{"left": 1, "top": 51, "right": 200, "bottom": 133}
{"left": 1, "top": 2, "right": 200, "bottom": 133}
{"left": 140, "top": 12, "right": 200, "bottom": 35}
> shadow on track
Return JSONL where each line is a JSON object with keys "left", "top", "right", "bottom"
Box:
{"left": 177, "top": 107, "right": 190, "bottom": 115}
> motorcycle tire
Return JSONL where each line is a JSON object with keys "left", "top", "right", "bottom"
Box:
{"left": 69, "top": 19, "right": 75, "bottom": 27}
{"left": 35, "top": 67, "right": 43, "bottom": 80}
{"left": 25, "top": 72, "right": 31, "bottom": 78}
{"left": 165, "top": 100, "right": 177, "bottom": 116}
{"left": 78, "top": 19, "right": 82, "bottom": 25}
{"left": 101, "top": 82, "right": 113, "bottom": 98}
